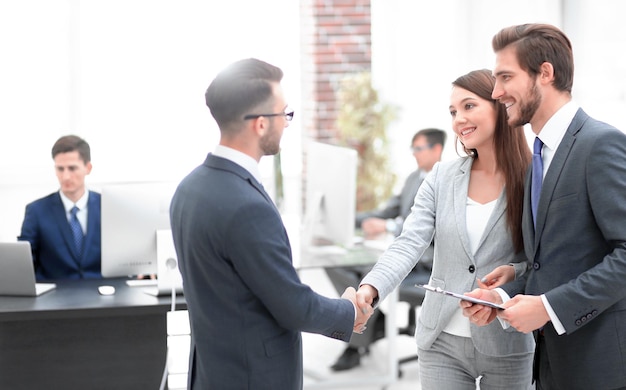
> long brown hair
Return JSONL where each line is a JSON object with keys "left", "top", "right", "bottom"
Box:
{"left": 452, "top": 69, "right": 531, "bottom": 252}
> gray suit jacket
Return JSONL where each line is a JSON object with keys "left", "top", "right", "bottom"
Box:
{"left": 505, "top": 109, "right": 626, "bottom": 389}
{"left": 170, "top": 154, "right": 354, "bottom": 390}
{"left": 362, "top": 156, "right": 534, "bottom": 357}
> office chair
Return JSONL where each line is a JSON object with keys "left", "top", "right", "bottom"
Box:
{"left": 396, "top": 265, "right": 430, "bottom": 377}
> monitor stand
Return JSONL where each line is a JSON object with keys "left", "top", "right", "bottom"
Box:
{"left": 143, "top": 229, "right": 184, "bottom": 297}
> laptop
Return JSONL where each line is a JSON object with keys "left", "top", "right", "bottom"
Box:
{"left": 0, "top": 241, "right": 57, "bottom": 296}
{"left": 142, "top": 229, "right": 184, "bottom": 297}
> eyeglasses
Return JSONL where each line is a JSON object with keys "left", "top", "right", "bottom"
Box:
{"left": 243, "top": 111, "right": 294, "bottom": 121}
{"left": 411, "top": 144, "right": 434, "bottom": 153}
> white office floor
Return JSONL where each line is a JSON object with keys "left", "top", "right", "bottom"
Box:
{"left": 165, "top": 267, "right": 423, "bottom": 390}
{"left": 300, "top": 268, "right": 422, "bottom": 390}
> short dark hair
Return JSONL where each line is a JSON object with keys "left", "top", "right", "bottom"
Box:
{"left": 412, "top": 128, "right": 446, "bottom": 149}
{"left": 51, "top": 135, "right": 91, "bottom": 164}
{"left": 205, "top": 58, "right": 283, "bottom": 130}
{"left": 492, "top": 23, "right": 574, "bottom": 93}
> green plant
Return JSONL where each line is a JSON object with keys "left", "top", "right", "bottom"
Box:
{"left": 335, "top": 71, "right": 398, "bottom": 211}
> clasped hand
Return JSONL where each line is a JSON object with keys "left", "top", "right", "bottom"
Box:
{"left": 341, "top": 286, "right": 375, "bottom": 334}
{"left": 460, "top": 265, "right": 550, "bottom": 333}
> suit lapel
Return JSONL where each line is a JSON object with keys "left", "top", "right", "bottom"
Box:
{"left": 453, "top": 158, "right": 507, "bottom": 258}
{"left": 522, "top": 167, "right": 535, "bottom": 254}
{"left": 453, "top": 158, "right": 474, "bottom": 261}
{"left": 82, "top": 192, "right": 98, "bottom": 264}
{"left": 533, "top": 109, "right": 585, "bottom": 248}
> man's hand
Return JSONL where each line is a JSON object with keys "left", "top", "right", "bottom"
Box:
{"left": 342, "top": 287, "right": 373, "bottom": 333}
{"left": 461, "top": 288, "right": 502, "bottom": 326}
{"left": 360, "top": 218, "right": 387, "bottom": 238}
{"left": 498, "top": 295, "right": 549, "bottom": 334}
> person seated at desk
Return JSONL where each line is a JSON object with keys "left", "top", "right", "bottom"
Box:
{"left": 326, "top": 128, "right": 446, "bottom": 371}
{"left": 18, "top": 135, "right": 102, "bottom": 281}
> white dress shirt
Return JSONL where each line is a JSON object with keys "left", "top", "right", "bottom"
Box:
{"left": 60, "top": 190, "right": 89, "bottom": 234}
{"left": 213, "top": 144, "right": 263, "bottom": 184}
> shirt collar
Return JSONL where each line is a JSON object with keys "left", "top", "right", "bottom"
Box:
{"left": 213, "top": 145, "right": 263, "bottom": 184}
{"left": 59, "top": 190, "right": 89, "bottom": 212}
{"left": 537, "top": 100, "right": 579, "bottom": 152}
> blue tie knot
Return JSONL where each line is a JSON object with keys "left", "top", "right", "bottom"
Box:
{"left": 534, "top": 137, "right": 544, "bottom": 155}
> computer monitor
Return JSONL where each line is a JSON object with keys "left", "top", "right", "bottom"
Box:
{"left": 303, "top": 141, "right": 358, "bottom": 248}
{"left": 101, "top": 181, "right": 178, "bottom": 278}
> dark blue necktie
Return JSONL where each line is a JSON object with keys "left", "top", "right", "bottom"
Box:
{"left": 70, "top": 206, "right": 84, "bottom": 256}
{"left": 531, "top": 137, "right": 544, "bottom": 226}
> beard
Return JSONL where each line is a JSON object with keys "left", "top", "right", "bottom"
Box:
{"left": 259, "top": 125, "right": 281, "bottom": 156}
{"left": 510, "top": 82, "right": 542, "bottom": 127}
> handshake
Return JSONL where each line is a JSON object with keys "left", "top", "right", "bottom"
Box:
{"left": 341, "top": 285, "right": 377, "bottom": 334}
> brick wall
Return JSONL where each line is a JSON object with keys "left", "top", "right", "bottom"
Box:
{"left": 300, "top": 0, "right": 372, "bottom": 142}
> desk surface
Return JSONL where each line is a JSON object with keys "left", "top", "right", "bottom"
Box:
{"left": 0, "top": 277, "right": 186, "bottom": 321}
{"left": 298, "top": 242, "right": 386, "bottom": 269}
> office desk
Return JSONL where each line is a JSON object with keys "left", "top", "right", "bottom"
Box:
{"left": 0, "top": 278, "right": 186, "bottom": 390}
{"left": 298, "top": 242, "right": 399, "bottom": 389}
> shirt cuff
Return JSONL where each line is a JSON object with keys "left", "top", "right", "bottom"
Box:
{"left": 541, "top": 294, "right": 566, "bottom": 335}
{"left": 494, "top": 287, "right": 511, "bottom": 329}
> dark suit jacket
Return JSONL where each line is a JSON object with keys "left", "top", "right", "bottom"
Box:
{"left": 170, "top": 154, "right": 354, "bottom": 390}
{"left": 505, "top": 109, "right": 626, "bottom": 389}
{"left": 18, "top": 191, "right": 102, "bottom": 281}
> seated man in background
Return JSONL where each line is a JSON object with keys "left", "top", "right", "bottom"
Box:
{"left": 326, "top": 128, "right": 446, "bottom": 371}
{"left": 18, "top": 135, "right": 102, "bottom": 280}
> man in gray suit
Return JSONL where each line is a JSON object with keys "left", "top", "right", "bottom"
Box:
{"left": 464, "top": 23, "right": 626, "bottom": 389}
{"left": 327, "top": 128, "right": 445, "bottom": 371}
{"left": 170, "top": 58, "right": 371, "bottom": 390}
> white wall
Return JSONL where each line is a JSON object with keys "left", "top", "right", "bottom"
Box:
{"left": 2, "top": 0, "right": 625, "bottom": 241}
{"left": 372, "top": 0, "right": 626, "bottom": 185}
{"left": 0, "top": 0, "right": 302, "bottom": 241}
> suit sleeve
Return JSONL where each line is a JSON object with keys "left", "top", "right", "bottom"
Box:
{"left": 225, "top": 200, "right": 355, "bottom": 341}
{"left": 17, "top": 204, "right": 40, "bottom": 263}
{"left": 546, "top": 129, "right": 626, "bottom": 333}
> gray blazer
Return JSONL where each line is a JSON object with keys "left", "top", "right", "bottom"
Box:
{"left": 362, "top": 156, "right": 534, "bottom": 357}
{"left": 505, "top": 108, "right": 626, "bottom": 389}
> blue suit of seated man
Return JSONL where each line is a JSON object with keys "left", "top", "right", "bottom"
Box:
{"left": 19, "top": 191, "right": 101, "bottom": 280}
{"left": 18, "top": 135, "right": 102, "bottom": 281}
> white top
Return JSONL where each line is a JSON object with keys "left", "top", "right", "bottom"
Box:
{"left": 443, "top": 197, "right": 497, "bottom": 337}
{"left": 59, "top": 190, "right": 89, "bottom": 234}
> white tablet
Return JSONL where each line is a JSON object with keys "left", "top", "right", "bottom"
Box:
{"left": 416, "top": 284, "right": 505, "bottom": 310}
